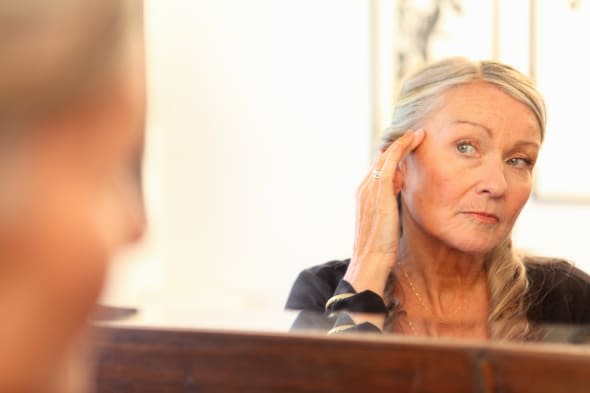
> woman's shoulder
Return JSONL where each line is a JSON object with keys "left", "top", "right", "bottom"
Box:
{"left": 524, "top": 255, "right": 590, "bottom": 288}
{"left": 296, "top": 259, "right": 351, "bottom": 281}
{"left": 524, "top": 255, "right": 590, "bottom": 324}
{"left": 284, "top": 259, "right": 351, "bottom": 311}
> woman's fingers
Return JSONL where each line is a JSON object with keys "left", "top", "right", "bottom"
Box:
{"left": 393, "top": 129, "right": 425, "bottom": 193}
{"left": 353, "top": 129, "right": 423, "bottom": 247}
{"left": 346, "top": 129, "right": 426, "bottom": 295}
{"left": 379, "top": 129, "right": 424, "bottom": 179}
{"left": 370, "top": 129, "right": 425, "bottom": 212}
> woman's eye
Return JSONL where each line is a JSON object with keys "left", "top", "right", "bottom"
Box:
{"left": 456, "top": 142, "right": 476, "bottom": 155}
{"left": 507, "top": 157, "right": 532, "bottom": 168}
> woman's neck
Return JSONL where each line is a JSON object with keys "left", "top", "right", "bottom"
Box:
{"left": 397, "top": 234, "right": 486, "bottom": 291}
{"left": 394, "top": 217, "right": 488, "bottom": 320}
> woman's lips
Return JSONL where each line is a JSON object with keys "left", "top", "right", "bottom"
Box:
{"left": 463, "top": 211, "right": 500, "bottom": 224}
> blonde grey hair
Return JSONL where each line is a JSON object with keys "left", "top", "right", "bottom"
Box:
{"left": 0, "top": 0, "right": 142, "bottom": 127}
{"left": 382, "top": 57, "right": 546, "bottom": 150}
{"left": 382, "top": 57, "right": 545, "bottom": 340}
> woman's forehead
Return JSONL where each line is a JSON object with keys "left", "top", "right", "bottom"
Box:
{"left": 427, "top": 83, "right": 542, "bottom": 141}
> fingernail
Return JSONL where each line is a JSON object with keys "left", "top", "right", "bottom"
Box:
{"left": 415, "top": 128, "right": 424, "bottom": 136}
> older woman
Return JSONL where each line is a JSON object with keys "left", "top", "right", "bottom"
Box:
{"left": 0, "top": 0, "right": 145, "bottom": 391}
{"left": 286, "top": 57, "right": 590, "bottom": 340}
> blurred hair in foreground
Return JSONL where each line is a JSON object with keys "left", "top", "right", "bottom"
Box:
{"left": 0, "top": 0, "right": 146, "bottom": 392}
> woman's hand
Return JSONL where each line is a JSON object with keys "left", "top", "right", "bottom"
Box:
{"left": 343, "top": 129, "right": 425, "bottom": 297}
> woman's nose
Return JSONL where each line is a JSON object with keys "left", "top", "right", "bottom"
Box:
{"left": 475, "top": 157, "right": 508, "bottom": 198}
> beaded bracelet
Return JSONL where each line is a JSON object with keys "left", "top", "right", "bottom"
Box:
{"left": 325, "top": 293, "right": 355, "bottom": 311}
{"left": 324, "top": 280, "right": 389, "bottom": 315}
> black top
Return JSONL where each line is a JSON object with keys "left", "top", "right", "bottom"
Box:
{"left": 285, "top": 257, "right": 590, "bottom": 332}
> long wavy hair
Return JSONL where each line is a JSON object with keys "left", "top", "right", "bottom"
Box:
{"left": 381, "top": 57, "right": 546, "bottom": 340}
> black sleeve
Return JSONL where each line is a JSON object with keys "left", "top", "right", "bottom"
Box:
{"left": 285, "top": 260, "right": 347, "bottom": 332}
{"left": 284, "top": 259, "right": 384, "bottom": 334}
{"left": 285, "top": 260, "right": 349, "bottom": 311}
{"left": 285, "top": 269, "right": 334, "bottom": 312}
{"left": 527, "top": 259, "right": 590, "bottom": 324}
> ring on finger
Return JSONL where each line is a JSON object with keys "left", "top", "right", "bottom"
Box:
{"left": 372, "top": 169, "right": 383, "bottom": 180}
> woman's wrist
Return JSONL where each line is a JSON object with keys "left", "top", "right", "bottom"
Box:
{"left": 343, "top": 256, "right": 394, "bottom": 297}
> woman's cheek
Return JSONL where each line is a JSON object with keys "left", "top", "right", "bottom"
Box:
{"left": 505, "top": 178, "right": 533, "bottom": 222}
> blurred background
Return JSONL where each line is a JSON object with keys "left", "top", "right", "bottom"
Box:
{"left": 100, "top": 0, "right": 590, "bottom": 316}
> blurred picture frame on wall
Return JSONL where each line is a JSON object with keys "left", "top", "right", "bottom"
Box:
{"left": 372, "top": 0, "right": 495, "bottom": 148}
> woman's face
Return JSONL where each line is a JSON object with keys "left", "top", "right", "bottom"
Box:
{"left": 0, "top": 47, "right": 146, "bottom": 389}
{"left": 400, "top": 82, "right": 542, "bottom": 254}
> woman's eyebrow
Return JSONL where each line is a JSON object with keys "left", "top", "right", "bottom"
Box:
{"left": 452, "top": 120, "right": 492, "bottom": 136}
{"left": 512, "top": 140, "right": 541, "bottom": 150}
{"left": 451, "top": 120, "right": 540, "bottom": 148}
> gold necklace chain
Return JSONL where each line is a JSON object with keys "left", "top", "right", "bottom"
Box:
{"left": 405, "top": 318, "right": 419, "bottom": 336}
{"left": 399, "top": 265, "right": 468, "bottom": 336}
{"left": 400, "top": 266, "right": 425, "bottom": 336}
{"left": 401, "top": 266, "right": 429, "bottom": 312}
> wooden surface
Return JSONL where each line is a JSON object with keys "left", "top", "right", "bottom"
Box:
{"left": 93, "top": 325, "right": 590, "bottom": 393}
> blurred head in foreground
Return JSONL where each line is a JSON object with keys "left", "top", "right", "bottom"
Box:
{"left": 0, "top": 0, "right": 145, "bottom": 390}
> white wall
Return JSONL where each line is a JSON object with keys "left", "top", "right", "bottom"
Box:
{"left": 101, "top": 0, "right": 372, "bottom": 311}
{"left": 497, "top": 0, "right": 590, "bottom": 271}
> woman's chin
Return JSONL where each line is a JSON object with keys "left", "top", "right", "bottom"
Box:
{"left": 446, "top": 236, "right": 502, "bottom": 256}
